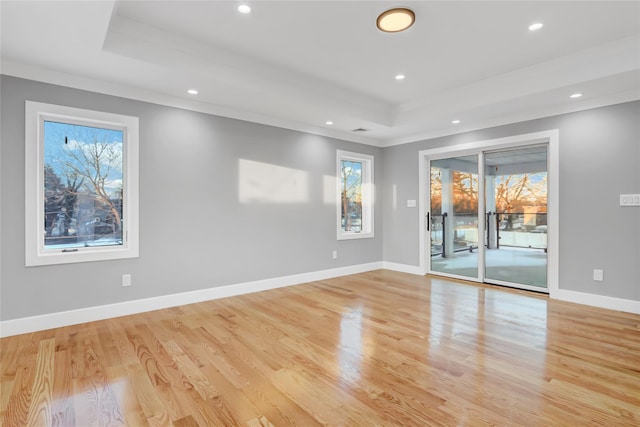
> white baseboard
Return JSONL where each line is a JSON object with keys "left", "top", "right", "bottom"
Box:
{"left": 0, "top": 262, "right": 383, "bottom": 338}
{"left": 553, "top": 288, "right": 640, "bottom": 314}
{"left": 381, "top": 261, "right": 424, "bottom": 275}
{"left": 4, "top": 262, "right": 637, "bottom": 337}
{"left": 381, "top": 263, "right": 640, "bottom": 315}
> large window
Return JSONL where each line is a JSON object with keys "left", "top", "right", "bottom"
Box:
{"left": 25, "top": 101, "right": 139, "bottom": 266}
{"left": 337, "top": 150, "right": 374, "bottom": 240}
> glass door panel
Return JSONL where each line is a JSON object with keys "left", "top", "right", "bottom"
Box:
{"left": 484, "top": 146, "right": 548, "bottom": 288}
{"left": 429, "top": 155, "right": 480, "bottom": 280}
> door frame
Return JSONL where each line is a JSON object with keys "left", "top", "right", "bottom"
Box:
{"left": 418, "top": 130, "right": 559, "bottom": 298}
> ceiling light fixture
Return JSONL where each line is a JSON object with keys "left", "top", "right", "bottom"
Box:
{"left": 326, "top": 121, "right": 334, "bottom": 125}
{"left": 395, "top": 74, "right": 406, "bottom": 80}
{"left": 187, "top": 89, "right": 198, "bottom": 95}
{"left": 570, "top": 93, "right": 583, "bottom": 99}
{"left": 238, "top": 4, "right": 251, "bottom": 14}
{"left": 528, "top": 22, "right": 544, "bottom": 31}
{"left": 451, "top": 120, "right": 461, "bottom": 124}
{"left": 377, "top": 8, "right": 415, "bottom": 33}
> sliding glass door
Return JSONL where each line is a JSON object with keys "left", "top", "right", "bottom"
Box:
{"left": 429, "top": 155, "right": 480, "bottom": 280}
{"left": 484, "top": 146, "right": 548, "bottom": 288}
{"left": 427, "top": 145, "right": 548, "bottom": 292}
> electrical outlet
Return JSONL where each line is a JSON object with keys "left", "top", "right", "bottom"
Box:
{"left": 593, "top": 269, "right": 603, "bottom": 282}
{"left": 332, "top": 250, "right": 338, "bottom": 259}
{"left": 122, "top": 274, "right": 132, "bottom": 287}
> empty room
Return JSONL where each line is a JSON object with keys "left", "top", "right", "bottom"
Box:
{"left": 1, "top": 1, "right": 639, "bottom": 426}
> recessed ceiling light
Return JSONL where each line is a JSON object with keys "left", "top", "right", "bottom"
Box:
{"left": 377, "top": 8, "right": 415, "bottom": 33}
{"left": 395, "top": 74, "right": 406, "bottom": 80}
{"left": 187, "top": 89, "right": 198, "bottom": 95}
{"left": 570, "top": 93, "right": 583, "bottom": 99}
{"left": 326, "top": 121, "right": 334, "bottom": 126}
{"left": 452, "top": 120, "right": 461, "bottom": 124}
{"left": 238, "top": 4, "right": 251, "bottom": 14}
{"left": 528, "top": 22, "right": 544, "bottom": 31}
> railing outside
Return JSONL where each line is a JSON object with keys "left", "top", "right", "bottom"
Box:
{"left": 431, "top": 211, "right": 547, "bottom": 257}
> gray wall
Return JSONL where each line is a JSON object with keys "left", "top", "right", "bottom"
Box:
{"left": 2, "top": 75, "right": 638, "bottom": 322}
{"left": 382, "top": 101, "right": 640, "bottom": 301}
{"left": 0, "top": 76, "right": 383, "bottom": 321}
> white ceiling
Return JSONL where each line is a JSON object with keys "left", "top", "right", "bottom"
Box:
{"left": 2, "top": 1, "right": 639, "bottom": 147}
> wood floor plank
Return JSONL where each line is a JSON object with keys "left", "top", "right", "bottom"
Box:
{"left": 237, "top": 377, "right": 323, "bottom": 427}
{"left": 162, "top": 340, "right": 218, "bottom": 401}
{"left": 196, "top": 364, "right": 260, "bottom": 424}
{"left": 121, "top": 362, "right": 170, "bottom": 426}
{"left": 268, "top": 367, "right": 345, "bottom": 425}
{"left": 245, "top": 415, "right": 274, "bottom": 427}
{"left": 72, "top": 375, "right": 124, "bottom": 427}
{"left": 2, "top": 352, "right": 37, "bottom": 426}
{"left": 103, "top": 319, "right": 138, "bottom": 368}
{"left": 106, "top": 365, "right": 147, "bottom": 427}
{"left": 25, "top": 338, "right": 55, "bottom": 427}
{"left": 0, "top": 380, "right": 14, "bottom": 417}
{"left": 1, "top": 333, "right": 32, "bottom": 379}
{"left": 1, "top": 270, "right": 639, "bottom": 426}
{"left": 172, "top": 414, "right": 199, "bottom": 427}
{"left": 51, "top": 331, "right": 76, "bottom": 427}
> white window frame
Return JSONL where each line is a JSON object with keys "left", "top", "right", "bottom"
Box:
{"left": 336, "top": 150, "right": 374, "bottom": 240}
{"left": 25, "top": 101, "right": 139, "bottom": 266}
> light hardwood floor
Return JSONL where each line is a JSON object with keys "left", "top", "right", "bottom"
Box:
{"left": 1, "top": 270, "right": 639, "bottom": 426}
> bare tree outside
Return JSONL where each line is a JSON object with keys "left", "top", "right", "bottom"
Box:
{"left": 44, "top": 120, "right": 124, "bottom": 248}
{"left": 431, "top": 168, "right": 546, "bottom": 215}
{"left": 495, "top": 173, "right": 547, "bottom": 212}
{"left": 453, "top": 171, "right": 478, "bottom": 214}
{"left": 341, "top": 160, "right": 362, "bottom": 232}
{"left": 429, "top": 168, "right": 478, "bottom": 214}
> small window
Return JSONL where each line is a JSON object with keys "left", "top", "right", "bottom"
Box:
{"left": 337, "top": 150, "right": 374, "bottom": 240}
{"left": 25, "top": 101, "right": 139, "bottom": 266}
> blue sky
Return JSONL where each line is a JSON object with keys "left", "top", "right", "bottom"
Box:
{"left": 44, "top": 120, "right": 124, "bottom": 194}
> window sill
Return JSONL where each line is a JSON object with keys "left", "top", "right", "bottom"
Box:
{"left": 337, "top": 231, "right": 375, "bottom": 241}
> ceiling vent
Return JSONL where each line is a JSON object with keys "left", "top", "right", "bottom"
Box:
{"left": 352, "top": 127, "right": 370, "bottom": 132}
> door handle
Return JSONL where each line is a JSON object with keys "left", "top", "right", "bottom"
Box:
{"left": 426, "top": 212, "right": 430, "bottom": 231}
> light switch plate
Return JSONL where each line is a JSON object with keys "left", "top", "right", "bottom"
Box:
{"left": 407, "top": 199, "right": 417, "bottom": 208}
{"left": 620, "top": 194, "right": 640, "bottom": 206}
